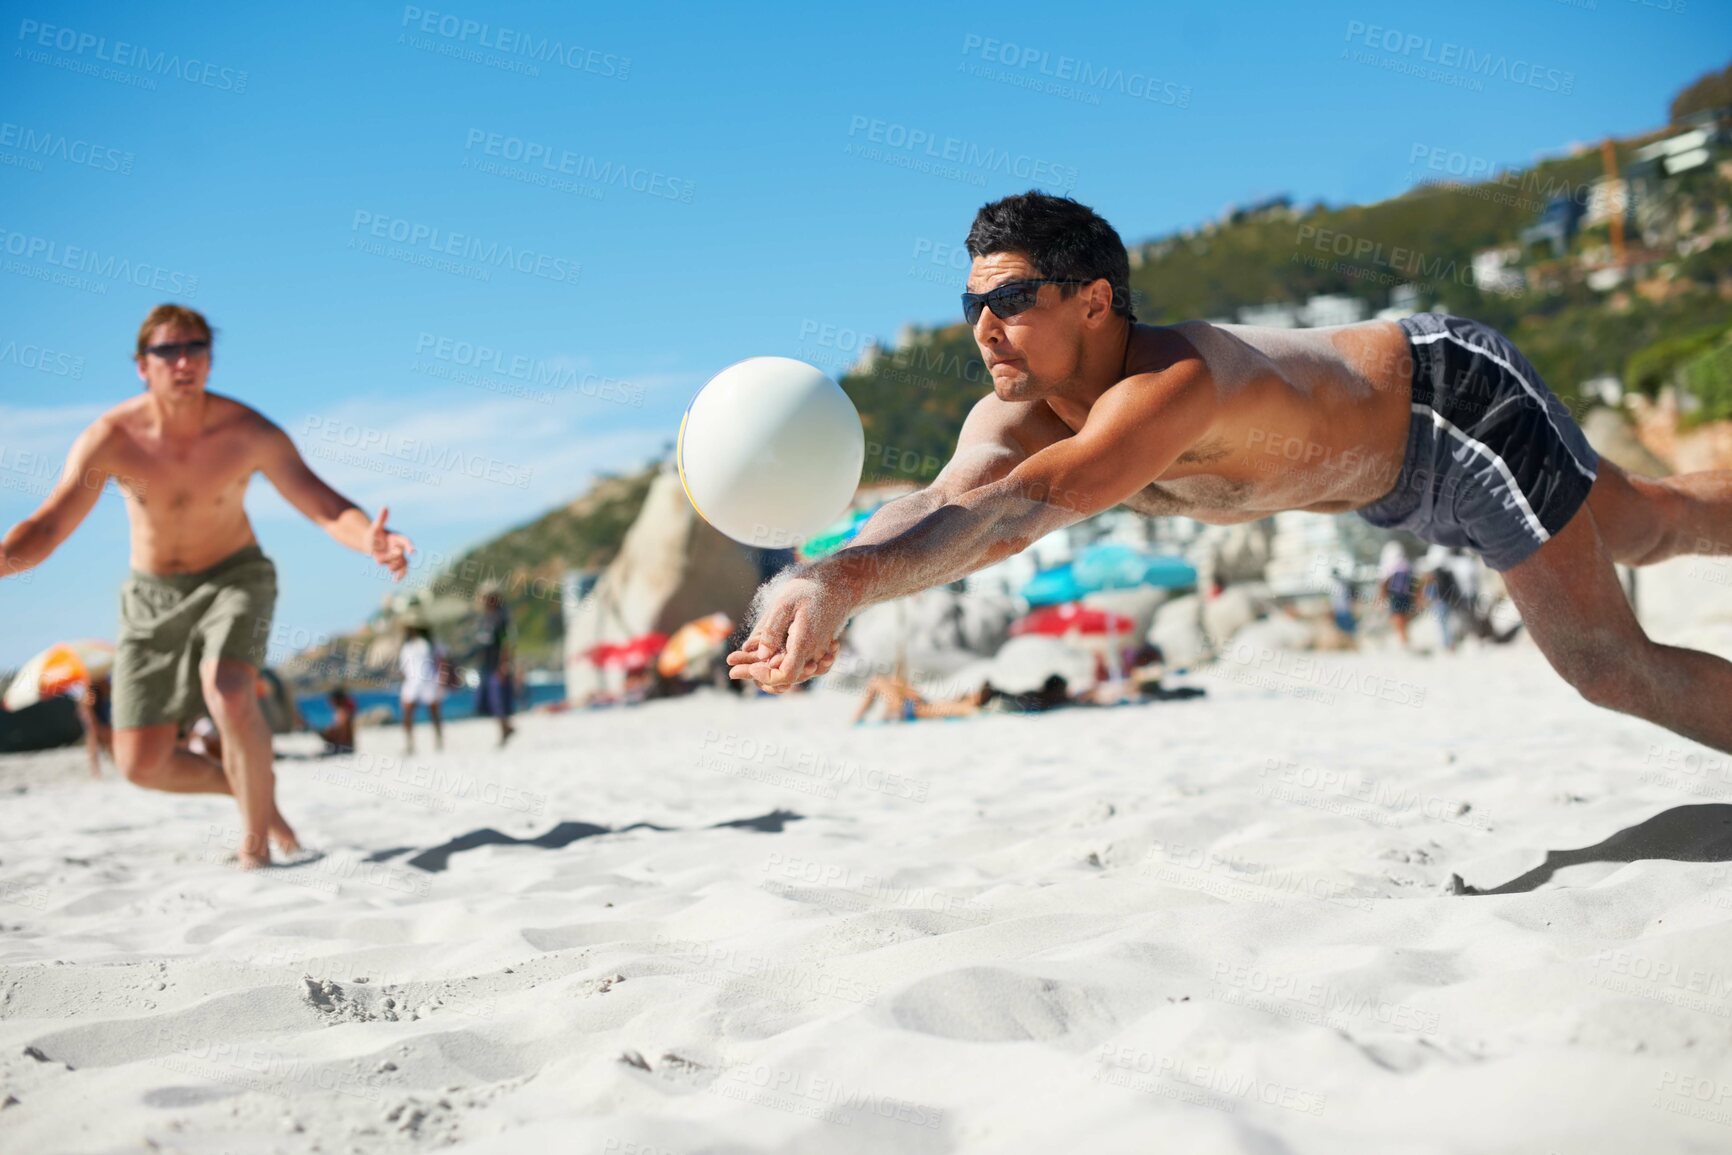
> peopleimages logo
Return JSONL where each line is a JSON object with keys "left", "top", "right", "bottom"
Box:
{"left": 0, "top": 122, "right": 133, "bottom": 173}
{"left": 0, "top": 229, "right": 199, "bottom": 295}
{"left": 960, "top": 34, "right": 1192, "bottom": 107}
{"left": 15, "top": 18, "right": 249, "bottom": 92}
{"left": 349, "top": 211, "right": 581, "bottom": 285}
{"left": 1341, "top": 22, "right": 1574, "bottom": 93}
{"left": 844, "top": 115, "right": 1078, "bottom": 191}
{"left": 399, "top": 6, "right": 629, "bottom": 78}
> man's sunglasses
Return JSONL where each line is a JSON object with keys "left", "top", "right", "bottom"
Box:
{"left": 142, "top": 340, "right": 211, "bottom": 361}
{"left": 961, "top": 278, "right": 1089, "bottom": 325}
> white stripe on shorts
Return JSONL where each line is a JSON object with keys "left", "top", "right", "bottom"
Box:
{"left": 1415, "top": 403, "right": 1550, "bottom": 545}
{"left": 1408, "top": 329, "right": 1597, "bottom": 484}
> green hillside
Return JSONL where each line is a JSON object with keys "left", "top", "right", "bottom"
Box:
{"left": 840, "top": 69, "right": 1732, "bottom": 472}
{"left": 427, "top": 467, "right": 658, "bottom": 662}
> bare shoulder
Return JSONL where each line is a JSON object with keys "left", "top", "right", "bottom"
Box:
{"left": 962, "top": 390, "right": 1069, "bottom": 455}
{"left": 75, "top": 395, "right": 147, "bottom": 458}
{"left": 1125, "top": 322, "right": 1210, "bottom": 380}
{"left": 205, "top": 391, "right": 279, "bottom": 435}
{"left": 1098, "top": 325, "right": 1215, "bottom": 423}
{"left": 203, "top": 392, "right": 291, "bottom": 457}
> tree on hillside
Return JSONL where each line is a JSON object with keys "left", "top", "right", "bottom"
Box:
{"left": 1671, "top": 61, "right": 1732, "bottom": 123}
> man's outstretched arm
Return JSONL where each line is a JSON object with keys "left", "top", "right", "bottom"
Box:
{"left": 0, "top": 422, "right": 111, "bottom": 579}
{"left": 729, "top": 363, "right": 1213, "bottom": 689}
{"left": 257, "top": 421, "right": 415, "bottom": 579}
{"left": 833, "top": 393, "right": 1034, "bottom": 553}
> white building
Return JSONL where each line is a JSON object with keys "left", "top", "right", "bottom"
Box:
{"left": 1583, "top": 178, "right": 1628, "bottom": 228}
{"left": 1298, "top": 294, "right": 1368, "bottom": 328}
{"left": 1472, "top": 248, "right": 1526, "bottom": 294}
{"left": 1237, "top": 302, "right": 1299, "bottom": 327}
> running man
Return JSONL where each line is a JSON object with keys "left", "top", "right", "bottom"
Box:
{"left": 0, "top": 304, "right": 414, "bottom": 867}
{"left": 729, "top": 191, "right": 1732, "bottom": 754}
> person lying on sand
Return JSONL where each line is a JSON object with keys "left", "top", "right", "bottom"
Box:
{"left": 852, "top": 671, "right": 990, "bottom": 723}
{"left": 730, "top": 190, "right": 1732, "bottom": 754}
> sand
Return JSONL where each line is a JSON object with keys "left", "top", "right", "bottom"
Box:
{"left": 5, "top": 616, "right": 1732, "bottom": 1153}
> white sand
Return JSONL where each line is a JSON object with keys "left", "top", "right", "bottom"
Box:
{"left": 5, "top": 634, "right": 1732, "bottom": 1153}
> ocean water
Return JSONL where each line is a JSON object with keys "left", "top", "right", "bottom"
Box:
{"left": 296, "top": 682, "right": 566, "bottom": 729}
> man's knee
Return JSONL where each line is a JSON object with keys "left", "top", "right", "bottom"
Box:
{"left": 1559, "top": 641, "right": 1654, "bottom": 713}
{"left": 115, "top": 742, "right": 168, "bottom": 787}
{"left": 202, "top": 666, "right": 260, "bottom": 723}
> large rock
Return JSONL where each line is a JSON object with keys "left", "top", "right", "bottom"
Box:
{"left": 1224, "top": 613, "right": 1315, "bottom": 657}
{"left": 563, "top": 470, "right": 762, "bottom": 701}
{"left": 1150, "top": 594, "right": 1208, "bottom": 670}
{"left": 1207, "top": 519, "right": 1276, "bottom": 585}
{"left": 1581, "top": 407, "right": 1671, "bottom": 477}
{"left": 844, "top": 587, "right": 1019, "bottom": 682}
{"left": 1201, "top": 584, "right": 1271, "bottom": 650}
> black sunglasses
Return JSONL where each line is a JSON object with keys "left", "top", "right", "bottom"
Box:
{"left": 961, "top": 278, "right": 1088, "bottom": 325}
{"left": 142, "top": 340, "right": 211, "bottom": 361}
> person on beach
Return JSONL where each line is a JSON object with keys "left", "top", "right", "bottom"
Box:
{"left": 473, "top": 583, "right": 515, "bottom": 746}
{"left": 398, "top": 624, "right": 448, "bottom": 754}
{"left": 318, "top": 687, "right": 358, "bottom": 755}
{"left": 73, "top": 673, "right": 113, "bottom": 778}
{"left": 729, "top": 190, "right": 1732, "bottom": 755}
{"left": 0, "top": 304, "right": 414, "bottom": 867}
{"left": 1379, "top": 542, "right": 1417, "bottom": 649}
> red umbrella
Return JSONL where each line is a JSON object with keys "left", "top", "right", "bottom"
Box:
{"left": 585, "top": 633, "right": 669, "bottom": 672}
{"left": 1009, "top": 603, "right": 1134, "bottom": 638}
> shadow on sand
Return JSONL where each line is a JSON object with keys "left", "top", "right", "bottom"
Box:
{"left": 363, "top": 809, "right": 805, "bottom": 873}
{"left": 1460, "top": 804, "right": 1732, "bottom": 896}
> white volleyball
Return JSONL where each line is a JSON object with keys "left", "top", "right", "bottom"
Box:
{"left": 676, "top": 356, "right": 865, "bottom": 549}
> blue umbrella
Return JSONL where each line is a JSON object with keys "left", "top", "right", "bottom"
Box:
{"left": 1073, "top": 543, "right": 1197, "bottom": 591}
{"left": 1020, "top": 563, "right": 1087, "bottom": 606}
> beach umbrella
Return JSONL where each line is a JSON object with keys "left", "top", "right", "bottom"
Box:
{"left": 1020, "top": 563, "right": 1088, "bottom": 606}
{"left": 657, "top": 613, "right": 734, "bottom": 677}
{"left": 1022, "top": 547, "right": 1195, "bottom": 606}
{"left": 3, "top": 639, "right": 116, "bottom": 711}
{"left": 799, "top": 508, "right": 874, "bottom": 560}
{"left": 586, "top": 632, "right": 669, "bottom": 672}
{"left": 1071, "top": 543, "right": 1198, "bottom": 591}
{"left": 1010, "top": 604, "right": 1135, "bottom": 638}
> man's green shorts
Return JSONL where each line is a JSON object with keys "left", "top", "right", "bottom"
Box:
{"left": 111, "top": 543, "right": 278, "bottom": 730}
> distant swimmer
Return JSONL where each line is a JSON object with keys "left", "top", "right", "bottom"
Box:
{"left": 0, "top": 304, "right": 415, "bottom": 867}
{"left": 730, "top": 191, "right": 1732, "bottom": 754}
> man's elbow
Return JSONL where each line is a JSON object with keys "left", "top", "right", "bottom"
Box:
{"left": 2, "top": 518, "right": 54, "bottom": 573}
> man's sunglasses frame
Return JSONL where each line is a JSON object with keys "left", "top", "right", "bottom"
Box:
{"left": 961, "top": 278, "right": 1090, "bottom": 325}
{"left": 142, "top": 340, "right": 212, "bottom": 361}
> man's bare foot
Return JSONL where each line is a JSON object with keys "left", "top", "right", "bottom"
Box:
{"left": 269, "top": 812, "right": 300, "bottom": 856}
{"left": 498, "top": 723, "right": 515, "bottom": 748}
{"left": 237, "top": 830, "right": 272, "bottom": 870}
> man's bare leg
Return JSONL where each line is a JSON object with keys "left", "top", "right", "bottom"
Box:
{"left": 1586, "top": 459, "right": 1732, "bottom": 563}
{"left": 114, "top": 723, "right": 230, "bottom": 793}
{"left": 1502, "top": 503, "right": 1732, "bottom": 754}
{"left": 201, "top": 658, "right": 298, "bottom": 867}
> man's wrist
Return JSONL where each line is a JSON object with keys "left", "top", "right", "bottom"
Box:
{"left": 803, "top": 553, "right": 868, "bottom": 613}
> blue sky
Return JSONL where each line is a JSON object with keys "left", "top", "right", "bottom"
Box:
{"left": 2, "top": 0, "right": 1726, "bottom": 668}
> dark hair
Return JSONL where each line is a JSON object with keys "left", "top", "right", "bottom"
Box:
{"left": 966, "top": 191, "right": 1135, "bottom": 320}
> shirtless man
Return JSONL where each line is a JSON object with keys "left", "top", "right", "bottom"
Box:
{"left": 0, "top": 304, "right": 414, "bottom": 866}
{"left": 729, "top": 191, "right": 1732, "bottom": 755}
